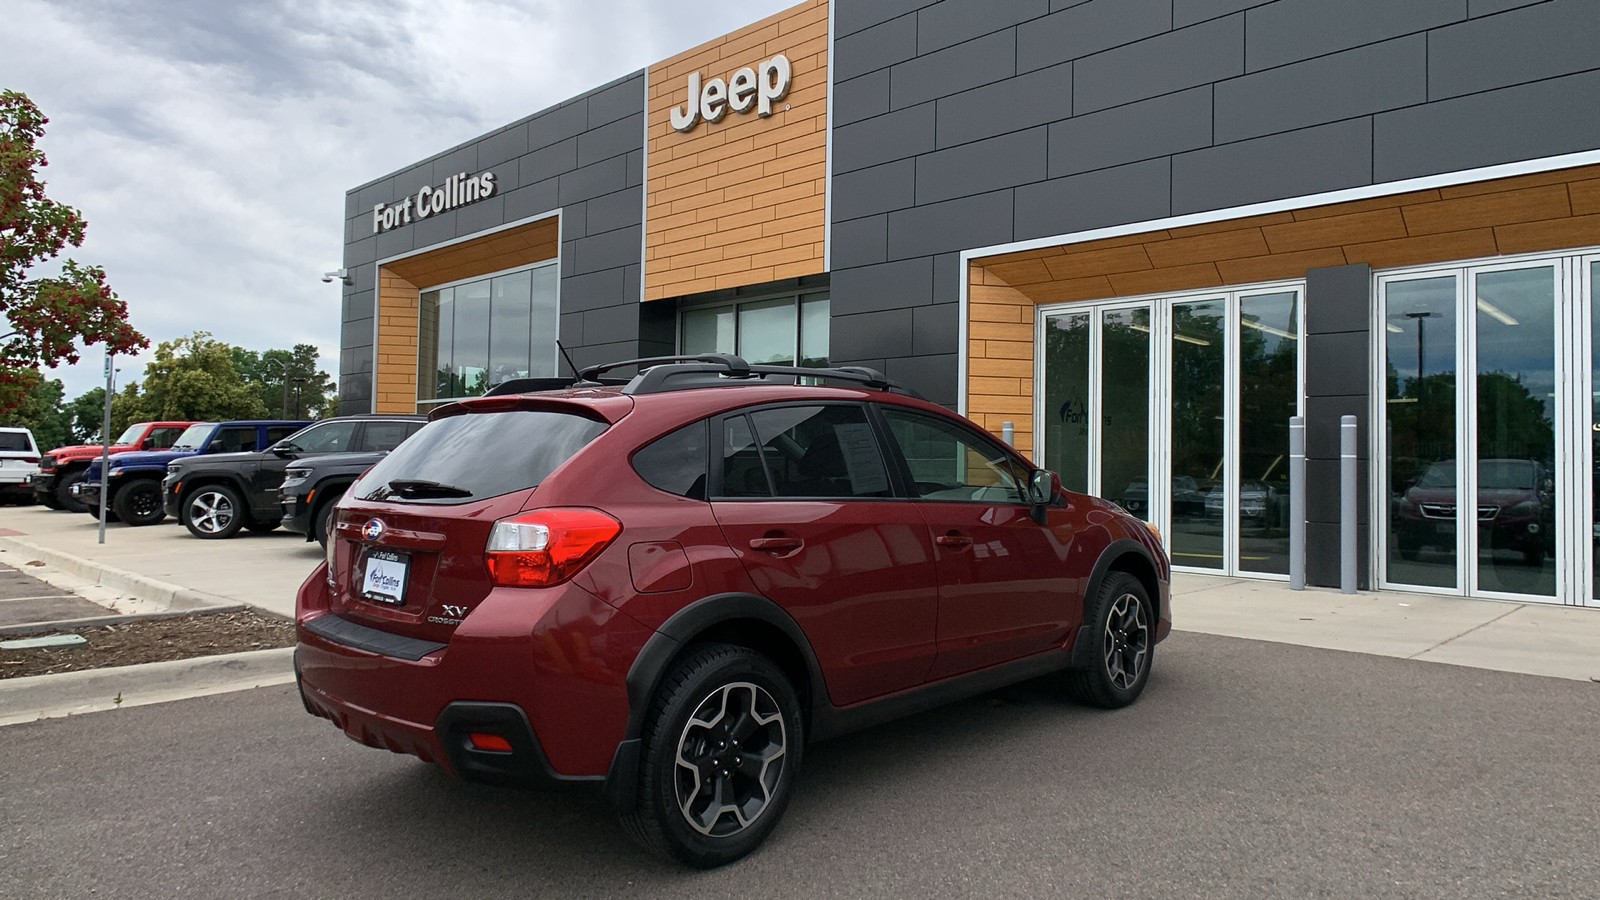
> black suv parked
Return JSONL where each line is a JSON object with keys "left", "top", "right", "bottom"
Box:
{"left": 279, "top": 450, "right": 386, "bottom": 547}
{"left": 163, "top": 415, "right": 424, "bottom": 539}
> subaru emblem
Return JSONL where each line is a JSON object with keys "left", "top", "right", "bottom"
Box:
{"left": 361, "top": 518, "right": 386, "bottom": 542}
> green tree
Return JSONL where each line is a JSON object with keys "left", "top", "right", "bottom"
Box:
{"left": 0, "top": 91, "right": 146, "bottom": 414}
{"left": 116, "top": 332, "right": 267, "bottom": 423}
{"left": 66, "top": 386, "right": 104, "bottom": 443}
{"left": 0, "top": 374, "right": 70, "bottom": 449}
{"left": 232, "top": 344, "right": 335, "bottom": 419}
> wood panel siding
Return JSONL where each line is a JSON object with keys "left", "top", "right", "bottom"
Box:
{"left": 644, "top": 0, "right": 828, "bottom": 301}
{"left": 965, "top": 163, "right": 1600, "bottom": 446}
{"left": 372, "top": 216, "right": 560, "bottom": 413}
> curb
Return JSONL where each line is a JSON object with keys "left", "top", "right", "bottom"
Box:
{"left": 0, "top": 605, "right": 250, "bottom": 637}
{"left": 0, "top": 534, "right": 238, "bottom": 613}
{"left": 0, "top": 646, "right": 296, "bottom": 726}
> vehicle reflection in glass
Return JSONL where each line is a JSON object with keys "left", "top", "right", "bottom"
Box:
{"left": 1393, "top": 458, "right": 1555, "bottom": 570}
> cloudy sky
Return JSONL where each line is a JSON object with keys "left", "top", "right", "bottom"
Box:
{"left": 4, "top": 0, "right": 796, "bottom": 402}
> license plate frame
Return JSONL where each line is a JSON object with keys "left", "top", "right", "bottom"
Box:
{"left": 361, "top": 549, "right": 410, "bottom": 606}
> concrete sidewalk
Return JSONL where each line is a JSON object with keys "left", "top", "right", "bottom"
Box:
{"left": 0, "top": 505, "right": 320, "bottom": 620}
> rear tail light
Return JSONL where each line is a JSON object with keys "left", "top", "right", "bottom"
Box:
{"left": 21, "top": 456, "right": 38, "bottom": 464}
{"left": 485, "top": 508, "right": 621, "bottom": 587}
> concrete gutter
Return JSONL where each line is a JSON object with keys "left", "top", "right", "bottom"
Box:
{"left": 0, "top": 647, "right": 296, "bottom": 726}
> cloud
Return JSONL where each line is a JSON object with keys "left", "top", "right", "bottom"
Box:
{"left": 3, "top": 0, "right": 797, "bottom": 403}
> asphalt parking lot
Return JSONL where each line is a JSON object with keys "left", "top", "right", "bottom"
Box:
{"left": 3, "top": 630, "right": 1595, "bottom": 899}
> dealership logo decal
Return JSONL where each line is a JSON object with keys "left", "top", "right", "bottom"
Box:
{"left": 361, "top": 518, "right": 386, "bottom": 541}
{"left": 670, "top": 54, "right": 792, "bottom": 133}
{"left": 372, "top": 170, "right": 498, "bottom": 234}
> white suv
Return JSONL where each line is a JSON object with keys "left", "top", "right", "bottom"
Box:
{"left": 0, "top": 427, "right": 41, "bottom": 505}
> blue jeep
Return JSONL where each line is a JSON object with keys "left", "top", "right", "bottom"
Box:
{"left": 75, "top": 420, "right": 310, "bottom": 526}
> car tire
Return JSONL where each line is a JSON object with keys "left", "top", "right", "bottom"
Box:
{"left": 183, "top": 485, "right": 244, "bottom": 539}
{"left": 57, "top": 470, "right": 88, "bottom": 513}
{"left": 1065, "top": 571, "right": 1154, "bottom": 710}
{"left": 313, "top": 499, "right": 337, "bottom": 547}
{"left": 112, "top": 479, "right": 166, "bottom": 526}
{"left": 39, "top": 490, "right": 61, "bottom": 510}
{"left": 620, "top": 643, "right": 803, "bottom": 869}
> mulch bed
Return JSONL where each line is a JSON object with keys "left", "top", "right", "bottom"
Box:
{"left": 0, "top": 609, "right": 296, "bottom": 679}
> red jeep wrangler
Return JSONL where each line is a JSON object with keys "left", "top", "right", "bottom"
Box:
{"left": 33, "top": 421, "right": 195, "bottom": 512}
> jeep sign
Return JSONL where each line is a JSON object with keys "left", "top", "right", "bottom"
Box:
{"left": 669, "top": 54, "right": 792, "bottom": 133}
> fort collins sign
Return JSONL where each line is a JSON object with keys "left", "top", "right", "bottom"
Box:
{"left": 669, "top": 53, "right": 792, "bottom": 133}
{"left": 372, "top": 171, "right": 498, "bottom": 234}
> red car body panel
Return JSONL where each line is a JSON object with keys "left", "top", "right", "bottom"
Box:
{"left": 296, "top": 380, "right": 1172, "bottom": 783}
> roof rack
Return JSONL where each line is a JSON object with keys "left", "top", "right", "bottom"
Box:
{"left": 607, "top": 354, "right": 925, "bottom": 399}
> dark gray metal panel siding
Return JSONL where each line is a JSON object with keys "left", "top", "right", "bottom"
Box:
{"left": 1303, "top": 264, "right": 1373, "bottom": 589}
{"left": 341, "top": 73, "right": 646, "bottom": 410}
{"left": 828, "top": 0, "right": 1597, "bottom": 409}
{"left": 1427, "top": 0, "right": 1600, "bottom": 100}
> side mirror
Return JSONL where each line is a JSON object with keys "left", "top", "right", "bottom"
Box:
{"left": 1027, "top": 469, "right": 1057, "bottom": 524}
{"left": 139, "top": 438, "right": 153, "bottom": 450}
{"left": 207, "top": 439, "right": 223, "bottom": 452}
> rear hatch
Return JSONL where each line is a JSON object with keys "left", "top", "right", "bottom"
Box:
{"left": 325, "top": 399, "right": 621, "bottom": 644}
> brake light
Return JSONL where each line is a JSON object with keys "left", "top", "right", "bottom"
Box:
{"left": 485, "top": 508, "right": 621, "bottom": 587}
{"left": 21, "top": 456, "right": 38, "bottom": 464}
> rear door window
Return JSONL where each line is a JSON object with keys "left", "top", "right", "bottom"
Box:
{"left": 358, "top": 420, "right": 422, "bottom": 452}
{"left": 718, "top": 415, "right": 769, "bottom": 498}
{"left": 214, "top": 427, "right": 258, "bottom": 453}
{"left": 355, "top": 409, "right": 606, "bottom": 503}
{"left": 747, "top": 405, "right": 891, "bottom": 498}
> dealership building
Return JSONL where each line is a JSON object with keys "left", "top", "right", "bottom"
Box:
{"left": 338, "top": 0, "right": 1600, "bottom": 607}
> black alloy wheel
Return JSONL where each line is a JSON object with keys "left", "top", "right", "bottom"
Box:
{"left": 56, "top": 470, "right": 88, "bottom": 513}
{"left": 183, "top": 485, "right": 245, "bottom": 539}
{"left": 112, "top": 479, "right": 166, "bottom": 527}
{"left": 1065, "top": 571, "right": 1153, "bottom": 709}
{"left": 621, "top": 643, "right": 802, "bottom": 869}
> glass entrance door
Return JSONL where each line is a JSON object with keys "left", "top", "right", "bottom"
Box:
{"left": 1039, "top": 284, "right": 1302, "bottom": 578}
{"left": 1380, "top": 257, "right": 1581, "bottom": 604}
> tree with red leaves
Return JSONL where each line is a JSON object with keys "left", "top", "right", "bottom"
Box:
{"left": 0, "top": 90, "right": 146, "bottom": 415}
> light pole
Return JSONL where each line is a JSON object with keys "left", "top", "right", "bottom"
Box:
{"left": 260, "top": 357, "right": 288, "bottom": 418}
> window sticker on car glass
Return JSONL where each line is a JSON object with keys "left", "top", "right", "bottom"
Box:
{"left": 833, "top": 423, "right": 889, "bottom": 495}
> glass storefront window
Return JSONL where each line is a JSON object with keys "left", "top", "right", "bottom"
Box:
{"left": 1384, "top": 276, "right": 1459, "bottom": 589}
{"left": 1237, "top": 292, "right": 1298, "bottom": 575}
{"left": 679, "top": 293, "right": 829, "bottom": 368}
{"left": 1169, "top": 299, "right": 1227, "bottom": 570}
{"left": 1042, "top": 312, "right": 1090, "bottom": 494}
{"left": 417, "top": 261, "right": 559, "bottom": 406}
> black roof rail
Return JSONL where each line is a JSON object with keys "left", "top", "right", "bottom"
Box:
{"left": 578, "top": 354, "right": 749, "bottom": 383}
{"left": 619, "top": 355, "right": 925, "bottom": 399}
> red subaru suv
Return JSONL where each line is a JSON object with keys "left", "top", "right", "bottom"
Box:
{"left": 295, "top": 355, "right": 1170, "bottom": 867}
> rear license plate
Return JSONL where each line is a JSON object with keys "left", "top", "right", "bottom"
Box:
{"left": 362, "top": 549, "right": 409, "bottom": 605}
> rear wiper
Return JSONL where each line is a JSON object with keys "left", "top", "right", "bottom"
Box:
{"left": 385, "top": 479, "right": 473, "bottom": 498}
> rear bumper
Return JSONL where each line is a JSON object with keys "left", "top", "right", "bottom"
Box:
{"left": 295, "top": 651, "right": 589, "bottom": 789}
{"left": 294, "top": 567, "right": 648, "bottom": 787}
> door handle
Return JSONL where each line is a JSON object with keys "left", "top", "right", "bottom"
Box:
{"left": 749, "top": 536, "right": 803, "bottom": 553}
{"left": 935, "top": 533, "right": 973, "bottom": 550}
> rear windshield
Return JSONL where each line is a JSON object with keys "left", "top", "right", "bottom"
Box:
{"left": 354, "top": 409, "right": 607, "bottom": 504}
{"left": 0, "top": 432, "right": 31, "bottom": 452}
